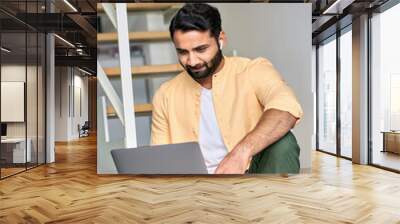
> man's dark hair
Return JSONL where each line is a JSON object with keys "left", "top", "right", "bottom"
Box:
{"left": 169, "top": 3, "right": 222, "bottom": 41}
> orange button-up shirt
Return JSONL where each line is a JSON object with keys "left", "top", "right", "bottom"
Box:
{"left": 150, "top": 56, "right": 303, "bottom": 152}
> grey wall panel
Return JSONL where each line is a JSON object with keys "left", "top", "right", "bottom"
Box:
{"left": 213, "top": 3, "right": 313, "bottom": 170}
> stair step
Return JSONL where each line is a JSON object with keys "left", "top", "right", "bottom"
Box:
{"left": 104, "top": 64, "right": 183, "bottom": 77}
{"left": 98, "top": 31, "right": 170, "bottom": 42}
{"left": 107, "top": 104, "right": 153, "bottom": 117}
{"left": 97, "top": 3, "right": 179, "bottom": 12}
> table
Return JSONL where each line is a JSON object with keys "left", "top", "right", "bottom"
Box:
{"left": 381, "top": 131, "right": 400, "bottom": 154}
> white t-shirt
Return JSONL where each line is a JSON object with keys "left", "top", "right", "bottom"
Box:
{"left": 198, "top": 87, "right": 228, "bottom": 174}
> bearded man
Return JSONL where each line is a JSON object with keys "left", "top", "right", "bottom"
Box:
{"left": 151, "top": 3, "right": 303, "bottom": 174}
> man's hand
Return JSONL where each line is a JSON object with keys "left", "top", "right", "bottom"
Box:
{"left": 214, "top": 109, "right": 297, "bottom": 174}
{"left": 214, "top": 144, "right": 253, "bottom": 174}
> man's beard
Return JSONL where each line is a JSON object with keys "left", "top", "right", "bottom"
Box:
{"left": 183, "top": 50, "right": 223, "bottom": 80}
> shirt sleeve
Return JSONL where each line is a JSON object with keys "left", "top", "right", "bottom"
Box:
{"left": 247, "top": 57, "right": 303, "bottom": 123}
{"left": 150, "top": 86, "right": 170, "bottom": 145}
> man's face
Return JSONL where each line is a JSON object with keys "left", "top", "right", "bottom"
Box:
{"left": 173, "top": 30, "right": 223, "bottom": 80}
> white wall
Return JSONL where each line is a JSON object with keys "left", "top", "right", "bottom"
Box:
{"left": 213, "top": 3, "right": 313, "bottom": 170}
{"left": 1, "top": 65, "right": 37, "bottom": 138}
{"left": 1, "top": 64, "right": 46, "bottom": 164}
{"left": 71, "top": 73, "right": 89, "bottom": 138}
{"left": 54, "top": 67, "right": 89, "bottom": 141}
{"left": 55, "top": 67, "right": 69, "bottom": 141}
{"left": 1, "top": 65, "right": 26, "bottom": 131}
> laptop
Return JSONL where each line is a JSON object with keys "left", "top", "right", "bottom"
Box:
{"left": 111, "top": 142, "right": 208, "bottom": 174}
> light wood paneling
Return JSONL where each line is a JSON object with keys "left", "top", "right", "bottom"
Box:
{"left": 107, "top": 103, "right": 153, "bottom": 117}
{"left": 1, "top": 135, "right": 400, "bottom": 223}
{"left": 97, "top": 31, "right": 170, "bottom": 42}
{"left": 104, "top": 64, "right": 183, "bottom": 77}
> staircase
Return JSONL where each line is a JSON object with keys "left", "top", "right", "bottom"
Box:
{"left": 97, "top": 3, "right": 183, "bottom": 173}
{"left": 98, "top": 3, "right": 182, "bottom": 117}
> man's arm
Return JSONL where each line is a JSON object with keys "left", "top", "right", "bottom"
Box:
{"left": 215, "top": 58, "right": 302, "bottom": 174}
{"left": 150, "top": 89, "right": 170, "bottom": 145}
{"left": 215, "top": 108, "right": 297, "bottom": 174}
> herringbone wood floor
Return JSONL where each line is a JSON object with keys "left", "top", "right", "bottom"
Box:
{"left": 1, "top": 135, "right": 400, "bottom": 223}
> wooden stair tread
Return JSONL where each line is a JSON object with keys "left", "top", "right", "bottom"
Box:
{"left": 97, "top": 3, "right": 179, "bottom": 12}
{"left": 104, "top": 64, "right": 183, "bottom": 77}
{"left": 107, "top": 104, "right": 153, "bottom": 117}
{"left": 98, "top": 31, "right": 170, "bottom": 42}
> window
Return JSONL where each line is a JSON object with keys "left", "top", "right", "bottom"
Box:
{"left": 339, "top": 28, "right": 352, "bottom": 158}
{"left": 317, "top": 36, "right": 337, "bottom": 154}
{"left": 370, "top": 2, "right": 400, "bottom": 171}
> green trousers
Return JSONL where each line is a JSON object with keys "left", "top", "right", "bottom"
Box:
{"left": 247, "top": 131, "right": 300, "bottom": 174}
